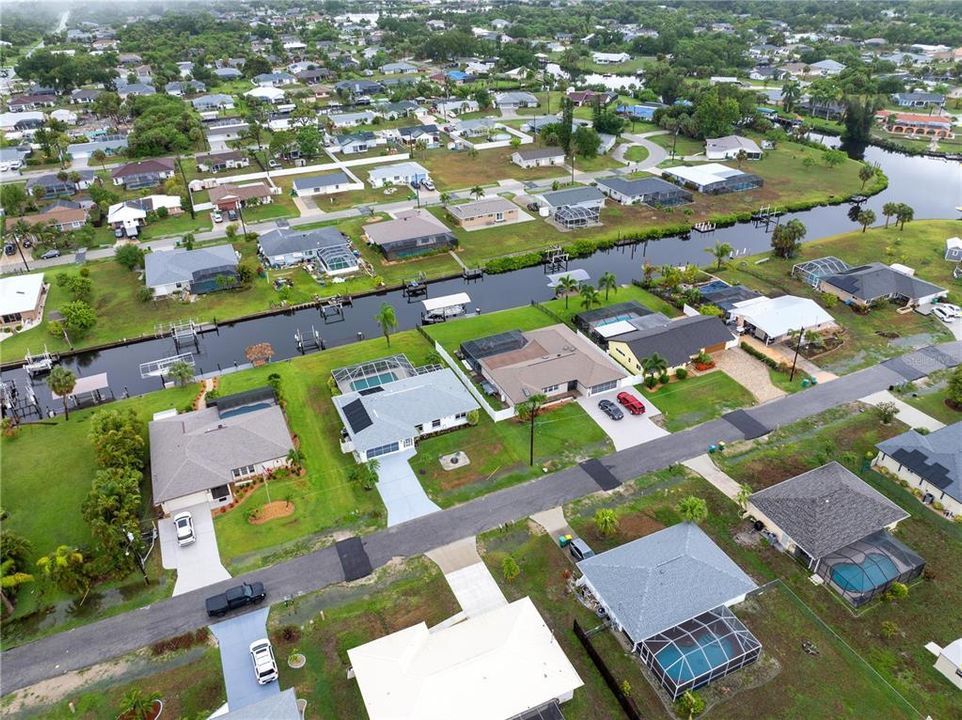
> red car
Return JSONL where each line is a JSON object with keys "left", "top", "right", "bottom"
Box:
{"left": 616, "top": 391, "right": 645, "bottom": 415}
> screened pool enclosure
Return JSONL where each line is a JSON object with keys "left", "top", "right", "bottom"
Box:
{"left": 817, "top": 530, "right": 924, "bottom": 607}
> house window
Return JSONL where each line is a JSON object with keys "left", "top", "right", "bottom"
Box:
{"left": 432, "top": 418, "right": 442, "bottom": 428}
{"left": 543, "top": 384, "right": 560, "bottom": 393}
{"left": 456, "top": 411, "right": 467, "bottom": 419}
{"left": 495, "top": 212, "right": 504, "bottom": 222}
{"left": 231, "top": 464, "right": 256, "bottom": 478}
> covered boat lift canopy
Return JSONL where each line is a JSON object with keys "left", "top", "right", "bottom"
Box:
{"left": 546, "top": 269, "right": 590, "bottom": 287}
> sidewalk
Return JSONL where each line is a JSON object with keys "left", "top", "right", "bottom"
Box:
{"left": 682, "top": 454, "right": 743, "bottom": 503}
{"left": 860, "top": 390, "right": 945, "bottom": 432}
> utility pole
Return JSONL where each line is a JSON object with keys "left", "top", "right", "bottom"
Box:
{"left": 789, "top": 325, "right": 804, "bottom": 382}
{"left": 124, "top": 528, "right": 150, "bottom": 585}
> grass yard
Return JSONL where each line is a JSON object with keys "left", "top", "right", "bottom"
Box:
{"left": 714, "top": 405, "right": 962, "bottom": 719}
{"left": 896, "top": 383, "right": 962, "bottom": 426}
{"left": 640, "top": 370, "right": 757, "bottom": 432}
{"left": 649, "top": 132, "right": 705, "bottom": 158}
{"left": 411, "top": 402, "right": 611, "bottom": 507}
{"left": 417, "top": 146, "right": 567, "bottom": 189}
{"left": 543, "top": 282, "right": 681, "bottom": 323}
{"left": 137, "top": 211, "right": 213, "bottom": 241}
{"left": 425, "top": 304, "right": 555, "bottom": 356}
{"left": 624, "top": 145, "right": 649, "bottom": 163}
{"left": 570, "top": 153, "right": 624, "bottom": 172}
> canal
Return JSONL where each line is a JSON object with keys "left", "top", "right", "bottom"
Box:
{"left": 3, "top": 137, "right": 959, "bottom": 414}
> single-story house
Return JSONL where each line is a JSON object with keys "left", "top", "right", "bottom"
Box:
{"left": 106, "top": 202, "right": 147, "bottom": 236}
{"left": 876, "top": 111, "right": 954, "bottom": 139}
{"left": 367, "top": 161, "right": 429, "bottom": 189}
{"left": 809, "top": 59, "right": 845, "bottom": 75}
{"left": 209, "top": 182, "right": 272, "bottom": 210}
{"left": 576, "top": 523, "right": 760, "bottom": 699}
{"left": 244, "top": 86, "right": 287, "bottom": 104}
{"left": 662, "top": 163, "right": 764, "bottom": 195}
{"left": 397, "top": 124, "right": 441, "bottom": 147}
{"left": 748, "top": 462, "right": 922, "bottom": 605}
{"left": 116, "top": 83, "right": 156, "bottom": 100}
{"left": 326, "top": 110, "right": 377, "bottom": 128}
{"left": 348, "top": 597, "right": 582, "bottom": 720}
{"left": 70, "top": 89, "right": 102, "bottom": 104}
{"left": 447, "top": 197, "right": 519, "bottom": 229}
{"left": 50, "top": 108, "right": 78, "bottom": 125}
{"left": 931, "top": 638, "right": 962, "bottom": 690}
{"left": 191, "top": 93, "right": 235, "bottom": 112}
{"left": 512, "top": 146, "right": 565, "bottom": 169}
{"left": 595, "top": 176, "right": 692, "bottom": 207}
{"left": 435, "top": 97, "right": 479, "bottom": 116}
{"left": 363, "top": 209, "right": 455, "bottom": 259}
{"left": 875, "top": 422, "right": 962, "bottom": 517}
{"left": 258, "top": 226, "right": 358, "bottom": 273}
{"left": 538, "top": 186, "right": 605, "bottom": 215}
{"left": 6, "top": 94, "right": 56, "bottom": 112}
{"left": 296, "top": 68, "right": 330, "bottom": 84}
{"left": 196, "top": 151, "right": 249, "bottom": 173}
{"left": 165, "top": 80, "right": 206, "bottom": 96}
{"left": 729, "top": 295, "right": 837, "bottom": 344}
{"left": 329, "top": 131, "right": 384, "bottom": 155}
{"left": 0, "top": 273, "right": 47, "bottom": 330}
{"left": 334, "top": 79, "right": 383, "bottom": 96}
{"left": 291, "top": 170, "right": 363, "bottom": 197}
{"left": 26, "top": 171, "right": 95, "bottom": 197}
{"left": 66, "top": 135, "right": 128, "bottom": 163}
{"left": 378, "top": 100, "right": 419, "bottom": 120}
{"left": 213, "top": 67, "right": 243, "bottom": 80}
{"left": 144, "top": 244, "right": 239, "bottom": 297}
{"left": 333, "top": 366, "right": 478, "bottom": 462}
{"left": 945, "top": 237, "right": 962, "bottom": 263}
{"left": 607, "top": 315, "right": 737, "bottom": 374}
{"left": 705, "top": 135, "right": 763, "bottom": 161}
{"left": 379, "top": 61, "right": 418, "bottom": 74}
{"left": 252, "top": 72, "right": 296, "bottom": 87}
{"left": 494, "top": 91, "right": 539, "bottom": 108}
{"left": 817, "top": 262, "right": 947, "bottom": 308}
{"left": 591, "top": 51, "right": 630, "bottom": 64}
{"left": 567, "top": 90, "right": 616, "bottom": 107}
{"left": 148, "top": 388, "right": 293, "bottom": 514}
{"left": 18, "top": 206, "right": 89, "bottom": 232}
{"left": 892, "top": 92, "right": 945, "bottom": 108}
{"left": 460, "top": 324, "right": 629, "bottom": 406}
{"left": 217, "top": 689, "right": 301, "bottom": 720}
{"left": 111, "top": 158, "right": 175, "bottom": 190}
{"left": 0, "top": 146, "right": 28, "bottom": 172}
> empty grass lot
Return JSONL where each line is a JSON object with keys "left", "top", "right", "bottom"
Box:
{"left": 417, "top": 146, "right": 567, "bottom": 189}
{"left": 640, "top": 370, "right": 757, "bottom": 431}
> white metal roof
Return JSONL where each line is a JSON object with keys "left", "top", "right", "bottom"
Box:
{"left": 730, "top": 294, "right": 835, "bottom": 338}
{"left": 663, "top": 162, "right": 745, "bottom": 187}
{"left": 50, "top": 372, "right": 109, "bottom": 399}
{"left": 422, "top": 292, "right": 470, "bottom": 312}
{"left": 347, "top": 597, "right": 583, "bottom": 720}
{"left": 595, "top": 319, "right": 637, "bottom": 338}
{"left": 0, "top": 273, "right": 44, "bottom": 316}
{"left": 546, "top": 269, "right": 590, "bottom": 287}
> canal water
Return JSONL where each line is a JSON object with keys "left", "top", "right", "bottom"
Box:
{"left": 3, "top": 138, "right": 959, "bottom": 413}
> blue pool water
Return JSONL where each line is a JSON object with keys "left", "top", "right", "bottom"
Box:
{"left": 699, "top": 280, "right": 731, "bottom": 294}
{"left": 218, "top": 402, "right": 271, "bottom": 419}
{"left": 655, "top": 637, "right": 736, "bottom": 683}
{"left": 350, "top": 371, "right": 397, "bottom": 391}
{"left": 595, "top": 314, "right": 635, "bottom": 327}
{"left": 830, "top": 553, "right": 899, "bottom": 593}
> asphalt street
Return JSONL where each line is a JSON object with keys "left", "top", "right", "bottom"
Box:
{"left": 1, "top": 341, "right": 959, "bottom": 695}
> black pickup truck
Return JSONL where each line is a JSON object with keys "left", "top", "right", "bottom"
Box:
{"left": 205, "top": 582, "right": 266, "bottom": 617}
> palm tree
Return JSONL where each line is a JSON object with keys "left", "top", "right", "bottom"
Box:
{"left": 516, "top": 393, "right": 547, "bottom": 466}
{"left": 881, "top": 201, "right": 898, "bottom": 229}
{"left": 90, "top": 149, "right": 109, "bottom": 174}
{"left": 734, "top": 149, "right": 748, "bottom": 169}
{"left": 166, "top": 360, "right": 195, "bottom": 387}
{"left": 439, "top": 191, "right": 451, "bottom": 205}
{"left": 642, "top": 352, "right": 668, "bottom": 378}
{"left": 857, "top": 209, "right": 876, "bottom": 233}
{"left": 579, "top": 284, "right": 600, "bottom": 311}
{"left": 593, "top": 508, "right": 618, "bottom": 537}
{"left": 677, "top": 495, "right": 708, "bottom": 524}
{"left": 286, "top": 448, "right": 305, "bottom": 475}
{"left": 896, "top": 203, "right": 914, "bottom": 231}
{"left": 47, "top": 366, "right": 77, "bottom": 421}
{"left": 780, "top": 80, "right": 801, "bottom": 113}
{"left": 598, "top": 271, "right": 617, "bottom": 301}
{"left": 704, "top": 241, "right": 734, "bottom": 271}
{"left": 555, "top": 275, "right": 579, "bottom": 308}
{"left": 858, "top": 164, "right": 876, "bottom": 190}
{"left": 36, "top": 545, "right": 87, "bottom": 595}
{"left": 469, "top": 185, "right": 485, "bottom": 200}
{"left": 0, "top": 559, "right": 33, "bottom": 616}
{"left": 735, "top": 483, "right": 752, "bottom": 511}
{"left": 374, "top": 303, "right": 397, "bottom": 347}
{"left": 118, "top": 688, "right": 162, "bottom": 720}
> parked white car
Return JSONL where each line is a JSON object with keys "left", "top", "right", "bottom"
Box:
{"left": 249, "top": 639, "right": 278, "bottom": 684}
{"left": 212, "top": 210, "right": 223, "bottom": 223}
{"left": 933, "top": 305, "right": 959, "bottom": 323}
{"left": 174, "top": 512, "right": 195, "bottom": 546}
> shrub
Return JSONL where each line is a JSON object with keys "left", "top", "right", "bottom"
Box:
{"left": 873, "top": 401, "right": 900, "bottom": 425}
{"left": 880, "top": 620, "right": 899, "bottom": 639}
{"left": 501, "top": 555, "right": 520, "bottom": 582}
{"left": 675, "top": 690, "right": 705, "bottom": 717}
{"left": 644, "top": 375, "right": 657, "bottom": 389}
{"left": 658, "top": 372, "right": 669, "bottom": 385}
{"left": 78, "top": 267, "right": 90, "bottom": 277}
{"left": 820, "top": 292, "right": 839, "bottom": 308}
{"left": 675, "top": 368, "right": 688, "bottom": 380}
{"left": 883, "top": 581, "right": 908, "bottom": 602}
{"left": 279, "top": 625, "right": 301, "bottom": 643}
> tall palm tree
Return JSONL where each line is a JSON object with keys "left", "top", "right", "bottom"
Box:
{"left": 642, "top": 353, "right": 668, "bottom": 378}
{"left": 374, "top": 303, "right": 397, "bottom": 347}
{"left": 516, "top": 393, "right": 547, "bottom": 466}
{"left": 677, "top": 495, "right": 708, "bottom": 524}
{"left": 47, "top": 366, "right": 77, "bottom": 421}
{"left": 555, "top": 275, "right": 579, "bottom": 308}
{"left": 90, "top": 149, "right": 109, "bottom": 175}
{"left": 118, "top": 688, "right": 162, "bottom": 720}
{"left": 0, "top": 559, "right": 33, "bottom": 616}
{"left": 881, "top": 201, "right": 898, "bottom": 229}
{"left": 579, "top": 284, "right": 600, "bottom": 311}
{"left": 896, "top": 203, "right": 914, "bottom": 231}
{"left": 469, "top": 185, "right": 485, "bottom": 200}
{"left": 780, "top": 80, "right": 801, "bottom": 113}
{"left": 598, "top": 271, "right": 617, "bottom": 301}
{"left": 704, "top": 241, "right": 734, "bottom": 271}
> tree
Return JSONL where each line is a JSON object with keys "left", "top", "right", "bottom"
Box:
{"left": 516, "top": 393, "right": 547, "bottom": 466}
{"left": 598, "top": 271, "right": 617, "bottom": 301}
{"left": 374, "top": 303, "right": 397, "bottom": 346}
{"left": 858, "top": 164, "right": 876, "bottom": 190}
{"left": 47, "top": 366, "right": 76, "bottom": 420}
{"left": 242, "top": 56, "right": 272, "bottom": 78}
{"left": 115, "top": 244, "right": 145, "bottom": 270}
{"left": 857, "top": 209, "right": 876, "bottom": 233}
{"left": 0, "top": 558, "right": 33, "bottom": 616}
{"left": 771, "top": 219, "right": 807, "bottom": 259}
{"left": 89, "top": 408, "right": 146, "bottom": 470}
{"left": 676, "top": 690, "right": 705, "bottom": 718}
{"left": 118, "top": 689, "right": 162, "bottom": 720}
{"left": 822, "top": 148, "right": 847, "bottom": 168}
{"left": 736, "top": 483, "right": 752, "bottom": 511}
{"left": 572, "top": 126, "right": 599, "bottom": 158}
{"left": 0, "top": 182, "right": 28, "bottom": 216}
{"left": 36, "top": 545, "right": 89, "bottom": 596}
{"left": 594, "top": 508, "right": 618, "bottom": 537}
{"left": 677, "top": 495, "right": 708, "bottom": 524}
{"left": 704, "top": 241, "right": 733, "bottom": 271}
{"left": 557, "top": 98, "right": 574, "bottom": 157}
{"left": 642, "top": 353, "right": 668, "bottom": 378}
{"left": 60, "top": 300, "right": 97, "bottom": 336}
{"left": 501, "top": 555, "right": 520, "bottom": 582}
{"left": 162, "top": 360, "right": 194, "bottom": 387}
{"left": 296, "top": 125, "right": 323, "bottom": 159}
{"left": 579, "top": 284, "right": 600, "bottom": 311}
{"left": 469, "top": 185, "right": 485, "bottom": 200}
{"left": 895, "top": 203, "right": 914, "bottom": 231}
{"left": 89, "top": 149, "right": 109, "bottom": 173}
{"left": 874, "top": 401, "right": 900, "bottom": 425}
{"left": 781, "top": 80, "right": 801, "bottom": 113}
{"left": 287, "top": 448, "right": 305, "bottom": 475}
{"left": 555, "top": 275, "right": 579, "bottom": 308}
{"left": 881, "top": 201, "right": 899, "bottom": 229}
{"left": 947, "top": 365, "right": 962, "bottom": 409}
{"left": 82, "top": 466, "right": 145, "bottom": 577}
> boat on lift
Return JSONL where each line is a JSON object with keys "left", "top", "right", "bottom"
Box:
{"left": 23, "top": 346, "right": 56, "bottom": 375}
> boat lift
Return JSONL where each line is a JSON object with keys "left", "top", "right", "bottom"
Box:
{"left": 421, "top": 292, "right": 472, "bottom": 324}
{"left": 23, "top": 346, "right": 56, "bottom": 376}
{"left": 544, "top": 246, "right": 569, "bottom": 273}
{"left": 295, "top": 326, "right": 324, "bottom": 352}
{"left": 1, "top": 379, "right": 42, "bottom": 422}
{"left": 139, "top": 352, "right": 195, "bottom": 379}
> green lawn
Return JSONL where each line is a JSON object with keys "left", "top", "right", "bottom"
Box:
{"left": 624, "top": 145, "right": 649, "bottom": 163}
{"left": 640, "top": 370, "right": 757, "bottom": 431}
{"left": 649, "top": 132, "right": 705, "bottom": 158}
{"left": 543, "top": 282, "right": 681, "bottom": 324}
{"left": 417, "top": 146, "right": 567, "bottom": 190}
{"left": 425, "top": 304, "right": 554, "bottom": 356}
{"left": 137, "top": 211, "right": 213, "bottom": 241}
{"left": 895, "top": 381, "right": 962, "bottom": 427}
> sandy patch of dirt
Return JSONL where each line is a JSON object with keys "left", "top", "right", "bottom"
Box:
{"left": 249, "top": 500, "right": 295, "bottom": 524}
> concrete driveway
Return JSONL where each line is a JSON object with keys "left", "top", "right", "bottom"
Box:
{"left": 577, "top": 389, "right": 669, "bottom": 451}
{"left": 158, "top": 503, "right": 232, "bottom": 596}
{"left": 209, "top": 608, "right": 279, "bottom": 712}
{"left": 427, "top": 537, "right": 506, "bottom": 618}
{"left": 375, "top": 449, "right": 441, "bottom": 527}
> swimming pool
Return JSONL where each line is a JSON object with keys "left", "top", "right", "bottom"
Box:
{"left": 654, "top": 636, "right": 738, "bottom": 683}
{"left": 595, "top": 313, "right": 635, "bottom": 327}
{"left": 830, "top": 552, "right": 899, "bottom": 593}
{"left": 218, "top": 402, "right": 271, "bottom": 419}
{"left": 350, "top": 371, "right": 397, "bottom": 391}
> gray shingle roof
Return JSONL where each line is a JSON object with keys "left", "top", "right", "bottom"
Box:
{"left": 749, "top": 461, "right": 909, "bottom": 558}
{"left": 258, "top": 226, "right": 350, "bottom": 257}
{"left": 595, "top": 176, "right": 686, "bottom": 199}
{"left": 877, "top": 422, "right": 962, "bottom": 503}
{"left": 149, "top": 400, "right": 293, "bottom": 504}
{"left": 541, "top": 186, "right": 604, "bottom": 208}
{"left": 515, "top": 146, "right": 564, "bottom": 160}
{"left": 578, "top": 523, "right": 757, "bottom": 643}
{"left": 618, "top": 315, "right": 734, "bottom": 367}
{"left": 332, "top": 368, "right": 478, "bottom": 453}
{"left": 291, "top": 171, "right": 352, "bottom": 191}
{"left": 822, "top": 262, "right": 945, "bottom": 302}
{"left": 219, "top": 688, "right": 300, "bottom": 719}
{"left": 144, "top": 245, "right": 238, "bottom": 288}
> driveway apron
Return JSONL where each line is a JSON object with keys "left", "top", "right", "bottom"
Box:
{"left": 375, "top": 449, "right": 441, "bottom": 527}
{"left": 209, "top": 609, "right": 278, "bottom": 711}
{"left": 158, "top": 503, "right": 232, "bottom": 596}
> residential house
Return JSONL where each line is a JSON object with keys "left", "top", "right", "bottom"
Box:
{"left": 576, "top": 523, "right": 760, "bottom": 700}
{"left": 378, "top": 100, "right": 419, "bottom": 120}
{"left": 209, "top": 182, "right": 272, "bottom": 211}
{"left": 334, "top": 79, "right": 383, "bottom": 97}
{"left": 148, "top": 388, "right": 293, "bottom": 514}
{"left": 213, "top": 67, "right": 243, "bottom": 80}
{"left": 595, "top": 176, "right": 692, "bottom": 207}
{"left": 930, "top": 639, "right": 962, "bottom": 690}
{"left": 567, "top": 90, "right": 616, "bottom": 107}
{"left": 435, "top": 97, "right": 479, "bottom": 116}
{"left": 397, "top": 124, "right": 440, "bottom": 147}
{"left": 460, "top": 324, "right": 629, "bottom": 406}
{"left": 591, "top": 51, "right": 630, "bottom": 64}
{"left": 206, "top": 118, "right": 250, "bottom": 150}
{"left": 165, "top": 80, "right": 206, "bottom": 96}
{"left": 333, "top": 366, "right": 478, "bottom": 462}
{"left": 296, "top": 68, "right": 330, "bottom": 84}
{"left": 447, "top": 197, "right": 519, "bottom": 230}
{"left": 363, "top": 209, "right": 455, "bottom": 259}
{"left": 0, "top": 273, "right": 47, "bottom": 330}
{"left": 192, "top": 93, "right": 235, "bottom": 112}
{"left": 662, "top": 163, "right": 764, "bottom": 194}
{"left": 26, "top": 171, "right": 95, "bottom": 198}
{"left": 705, "top": 135, "right": 763, "bottom": 160}
{"left": 6, "top": 95, "right": 56, "bottom": 112}
{"left": 348, "top": 597, "right": 582, "bottom": 720}
{"left": 0, "top": 147, "right": 28, "bottom": 173}
{"left": 252, "top": 72, "right": 296, "bottom": 87}
{"left": 945, "top": 237, "right": 962, "bottom": 263}
{"left": 118, "top": 53, "right": 142, "bottom": 65}
{"left": 144, "top": 244, "right": 239, "bottom": 297}
{"left": 326, "top": 110, "right": 377, "bottom": 129}
{"left": 67, "top": 135, "right": 128, "bottom": 163}
{"left": 512, "top": 146, "right": 565, "bottom": 169}
{"left": 70, "top": 89, "right": 102, "bottom": 105}
{"left": 258, "top": 226, "right": 358, "bottom": 273}
{"left": 111, "top": 158, "right": 175, "bottom": 190}
{"left": 291, "top": 170, "right": 363, "bottom": 197}
{"left": 367, "top": 161, "right": 429, "bottom": 189}
{"left": 816, "top": 261, "right": 947, "bottom": 308}
{"left": 891, "top": 92, "right": 945, "bottom": 108}
{"left": 876, "top": 111, "right": 953, "bottom": 139}
{"left": 17, "top": 206, "right": 89, "bottom": 232}
{"left": 538, "top": 187, "right": 605, "bottom": 215}
{"left": 606, "top": 315, "right": 737, "bottom": 374}
{"left": 875, "top": 422, "right": 962, "bottom": 517}
{"left": 196, "top": 150, "right": 249, "bottom": 173}
{"left": 50, "top": 108, "right": 78, "bottom": 125}
{"left": 330, "top": 131, "right": 384, "bottom": 155}
{"left": 244, "top": 87, "right": 287, "bottom": 104}
{"left": 456, "top": 117, "right": 500, "bottom": 138}
{"left": 748, "top": 462, "right": 922, "bottom": 605}
{"left": 494, "top": 91, "right": 539, "bottom": 109}
{"left": 116, "top": 83, "right": 156, "bottom": 100}
{"left": 107, "top": 195, "right": 182, "bottom": 236}
{"left": 729, "top": 295, "right": 837, "bottom": 344}
{"left": 809, "top": 59, "right": 845, "bottom": 75}
{"left": 380, "top": 61, "right": 418, "bottom": 74}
